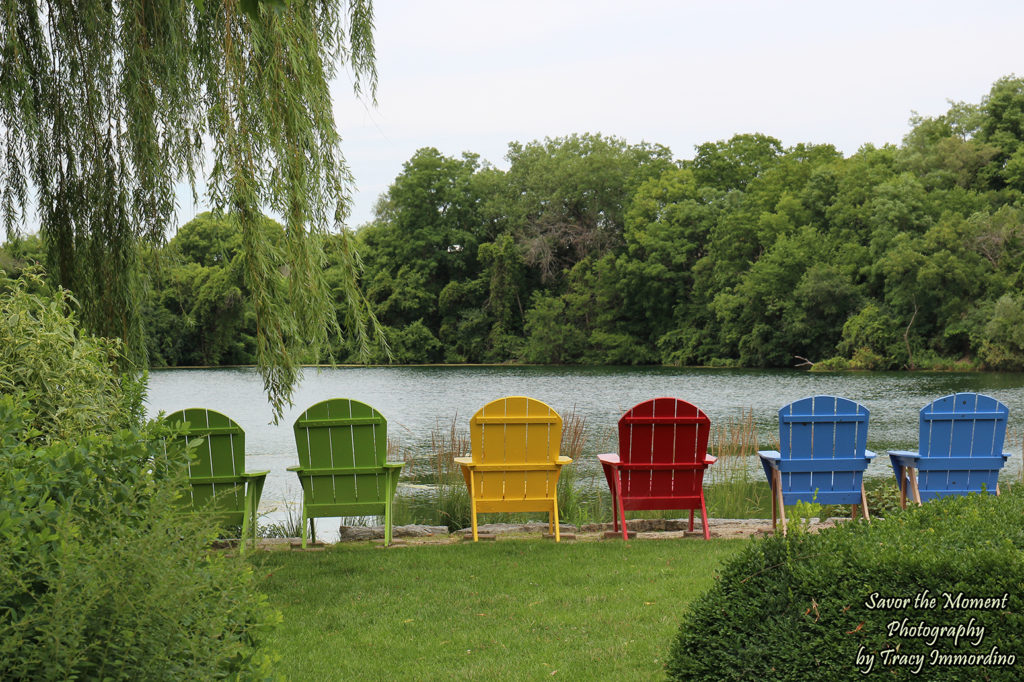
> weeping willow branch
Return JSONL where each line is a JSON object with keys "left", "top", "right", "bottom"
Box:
{"left": 1, "top": 0, "right": 380, "bottom": 418}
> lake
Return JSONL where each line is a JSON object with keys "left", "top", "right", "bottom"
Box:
{"left": 145, "top": 366, "right": 1024, "bottom": 532}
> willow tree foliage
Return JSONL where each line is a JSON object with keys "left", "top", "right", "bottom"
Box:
{"left": 1, "top": 0, "right": 380, "bottom": 416}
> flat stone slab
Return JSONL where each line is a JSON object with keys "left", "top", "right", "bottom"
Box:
{"left": 462, "top": 533, "right": 497, "bottom": 542}
{"left": 337, "top": 524, "right": 449, "bottom": 541}
{"left": 580, "top": 518, "right": 700, "bottom": 533}
{"left": 602, "top": 530, "right": 637, "bottom": 540}
{"left": 455, "top": 522, "right": 578, "bottom": 537}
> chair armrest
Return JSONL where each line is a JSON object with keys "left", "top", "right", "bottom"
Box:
{"left": 705, "top": 454, "right": 717, "bottom": 466}
{"left": 453, "top": 457, "right": 472, "bottom": 466}
{"left": 383, "top": 462, "right": 404, "bottom": 469}
{"left": 887, "top": 450, "right": 919, "bottom": 463}
{"left": 556, "top": 457, "right": 573, "bottom": 465}
{"left": 597, "top": 453, "right": 620, "bottom": 465}
{"left": 864, "top": 450, "right": 877, "bottom": 460}
{"left": 242, "top": 470, "right": 269, "bottom": 479}
{"left": 758, "top": 450, "right": 781, "bottom": 467}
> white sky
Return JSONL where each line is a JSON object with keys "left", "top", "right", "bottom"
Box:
{"left": 323, "top": 0, "right": 1024, "bottom": 229}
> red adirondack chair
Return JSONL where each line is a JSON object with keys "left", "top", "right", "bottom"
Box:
{"left": 598, "top": 398, "right": 716, "bottom": 540}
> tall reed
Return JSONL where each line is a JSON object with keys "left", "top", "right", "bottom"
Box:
{"left": 428, "top": 414, "right": 472, "bottom": 530}
{"left": 556, "top": 408, "right": 608, "bottom": 526}
{"left": 704, "top": 408, "right": 770, "bottom": 519}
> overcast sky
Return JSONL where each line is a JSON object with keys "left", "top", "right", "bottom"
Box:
{"left": 190, "top": 0, "right": 1024, "bottom": 230}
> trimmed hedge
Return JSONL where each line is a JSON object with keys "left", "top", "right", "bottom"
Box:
{"left": 667, "top": 489, "right": 1024, "bottom": 681}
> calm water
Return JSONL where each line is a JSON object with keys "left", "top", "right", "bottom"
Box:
{"left": 146, "top": 366, "right": 1024, "bottom": 530}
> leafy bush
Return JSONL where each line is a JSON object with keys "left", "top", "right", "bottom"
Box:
{"left": 0, "top": 274, "right": 279, "bottom": 679}
{"left": 667, "top": 489, "right": 1024, "bottom": 680}
{"left": 0, "top": 271, "right": 144, "bottom": 441}
{"left": 0, "top": 400, "right": 279, "bottom": 679}
{"left": 810, "top": 356, "right": 850, "bottom": 371}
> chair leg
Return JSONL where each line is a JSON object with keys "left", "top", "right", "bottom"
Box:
{"left": 861, "top": 482, "right": 870, "bottom": 521}
{"left": 300, "top": 501, "right": 307, "bottom": 549}
{"left": 908, "top": 467, "right": 922, "bottom": 506}
{"left": 898, "top": 466, "right": 908, "bottom": 510}
{"left": 700, "top": 495, "right": 710, "bottom": 540}
{"left": 850, "top": 504, "right": 858, "bottom": 521}
{"left": 774, "top": 470, "right": 787, "bottom": 536}
{"left": 614, "top": 472, "right": 627, "bottom": 541}
{"left": 611, "top": 496, "right": 619, "bottom": 533}
{"left": 469, "top": 471, "right": 479, "bottom": 542}
{"left": 552, "top": 500, "right": 561, "bottom": 543}
{"left": 240, "top": 498, "right": 251, "bottom": 557}
{"left": 310, "top": 518, "right": 317, "bottom": 545}
{"left": 770, "top": 472, "right": 777, "bottom": 531}
{"left": 689, "top": 509, "right": 695, "bottom": 532}
{"left": 384, "top": 499, "right": 392, "bottom": 547}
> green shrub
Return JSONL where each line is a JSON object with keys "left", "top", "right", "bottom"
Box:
{"left": 810, "top": 356, "right": 850, "bottom": 371}
{"left": 0, "top": 271, "right": 144, "bottom": 441}
{"left": 667, "top": 489, "right": 1024, "bottom": 681}
{"left": 0, "top": 399, "right": 279, "bottom": 679}
{"left": 0, "top": 274, "right": 279, "bottom": 679}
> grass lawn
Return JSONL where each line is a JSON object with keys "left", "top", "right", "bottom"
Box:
{"left": 253, "top": 537, "right": 747, "bottom": 680}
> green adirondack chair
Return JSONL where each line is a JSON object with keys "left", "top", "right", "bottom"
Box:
{"left": 164, "top": 408, "right": 268, "bottom": 554}
{"left": 289, "top": 398, "right": 403, "bottom": 547}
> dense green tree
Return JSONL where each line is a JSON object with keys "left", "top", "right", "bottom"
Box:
{"left": 691, "top": 133, "right": 784, "bottom": 192}
{"left": 40, "top": 73, "right": 1024, "bottom": 373}
{"left": 503, "top": 133, "right": 675, "bottom": 283}
{"left": 360, "top": 149, "right": 485, "bottom": 336}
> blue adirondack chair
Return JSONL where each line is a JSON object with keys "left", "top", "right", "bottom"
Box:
{"left": 758, "top": 395, "right": 875, "bottom": 533}
{"left": 888, "top": 393, "right": 1011, "bottom": 509}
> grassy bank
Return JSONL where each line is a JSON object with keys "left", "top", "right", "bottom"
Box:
{"left": 253, "top": 538, "right": 746, "bottom": 680}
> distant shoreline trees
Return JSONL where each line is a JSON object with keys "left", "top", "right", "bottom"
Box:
{"left": 4, "top": 77, "right": 1024, "bottom": 372}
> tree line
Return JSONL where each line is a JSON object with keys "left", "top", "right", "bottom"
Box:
{"left": 4, "top": 76, "right": 1024, "bottom": 371}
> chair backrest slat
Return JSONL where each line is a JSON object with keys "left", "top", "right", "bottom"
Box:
{"left": 919, "top": 393, "right": 1008, "bottom": 459}
{"left": 618, "top": 398, "right": 710, "bottom": 500}
{"left": 775, "top": 395, "right": 869, "bottom": 502}
{"left": 166, "top": 407, "right": 244, "bottom": 480}
{"left": 470, "top": 396, "right": 562, "bottom": 466}
{"left": 779, "top": 395, "right": 868, "bottom": 461}
{"left": 164, "top": 408, "right": 247, "bottom": 514}
{"left": 293, "top": 399, "right": 387, "bottom": 470}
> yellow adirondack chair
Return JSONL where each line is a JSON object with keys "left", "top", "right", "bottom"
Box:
{"left": 455, "top": 396, "right": 572, "bottom": 542}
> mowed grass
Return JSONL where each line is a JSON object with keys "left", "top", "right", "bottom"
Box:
{"left": 253, "top": 538, "right": 747, "bottom": 680}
